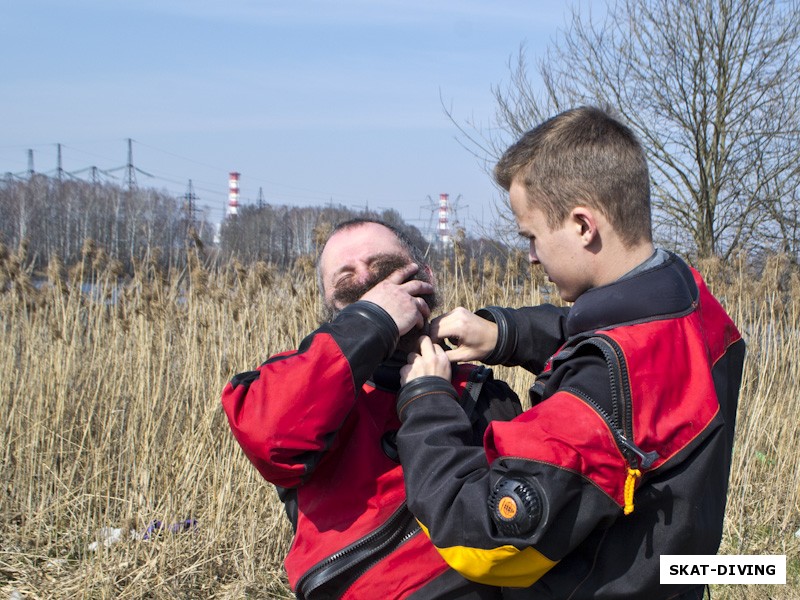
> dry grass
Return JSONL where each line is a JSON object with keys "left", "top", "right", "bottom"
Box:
{"left": 0, "top": 242, "right": 797, "bottom": 598}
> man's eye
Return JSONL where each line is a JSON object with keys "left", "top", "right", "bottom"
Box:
{"left": 335, "top": 274, "right": 353, "bottom": 286}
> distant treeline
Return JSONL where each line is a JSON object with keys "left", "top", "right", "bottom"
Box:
{"left": 1, "top": 176, "right": 513, "bottom": 276}
{"left": 1, "top": 175, "right": 215, "bottom": 271}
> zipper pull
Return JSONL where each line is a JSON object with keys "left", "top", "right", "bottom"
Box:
{"left": 619, "top": 437, "right": 658, "bottom": 516}
{"left": 618, "top": 435, "right": 659, "bottom": 469}
{"left": 624, "top": 468, "right": 641, "bottom": 515}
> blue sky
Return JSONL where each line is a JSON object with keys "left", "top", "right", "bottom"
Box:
{"left": 1, "top": 1, "right": 574, "bottom": 236}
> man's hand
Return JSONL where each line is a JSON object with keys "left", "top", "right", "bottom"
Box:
{"left": 429, "top": 307, "right": 498, "bottom": 363}
{"left": 400, "top": 336, "right": 451, "bottom": 385}
{"left": 360, "top": 263, "right": 433, "bottom": 336}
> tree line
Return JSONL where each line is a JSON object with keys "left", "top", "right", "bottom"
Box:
{"left": 0, "top": 175, "right": 216, "bottom": 272}
{"left": 0, "top": 175, "right": 513, "bottom": 279}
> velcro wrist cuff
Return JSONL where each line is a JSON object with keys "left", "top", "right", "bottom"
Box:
{"left": 475, "top": 306, "right": 518, "bottom": 365}
{"left": 338, "top": 301, "right": 399, "bottom": 360}
{"left": 397, "top": 376, "right": 458, "bottom": 420}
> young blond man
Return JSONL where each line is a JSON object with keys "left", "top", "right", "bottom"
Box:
{"left": 396, "top": 107, "right": 745, "bottom": 600}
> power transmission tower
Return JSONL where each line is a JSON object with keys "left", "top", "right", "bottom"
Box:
{"left": 108, "top": 138, "right": 154, "bottom": 190}
{"left": 56, "top": 143, "right": 64, "bottom": 182}
{"left": 50, "top": 144, "right": 83, "bottom": 183}
{"left": 184, "top": 179, "right": 198, "bottom": 236}
{"left": 71, "top": 165, "right": 116, "bottom": 185}
{"left": 104, "top": 139, "right": 153, "bottom": 261}
{"left": 257, "top": 186, "right": 265, "bottom": 210}
{"left": 124, "top": 138, "right": 137, "bottom": 190}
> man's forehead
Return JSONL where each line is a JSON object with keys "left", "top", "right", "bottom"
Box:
{"left": 322, "top": 223, "right": 408, "bottom": 256}
{"left": 321, "top": 224, "right": 408, "bottom": 264}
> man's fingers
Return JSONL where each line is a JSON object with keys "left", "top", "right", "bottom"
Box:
{"left": 402, "top": 279, "right": 434, "bottom": 297}
{"left": 444, "top": 347, "right": 469, "bottom": 363}
{"left": 399, "top": 363, "right": 412, "bottom": 384}
{"left": 428, "top": 309, "right": 461, "bottom": 342}
{"left": 418, "top": 335, "right": 434, "bottom": 356}
{"left": 416, "top": 297, "right": 431, "bottom": 320}
{"left": 428, "top": 317, "right": 446, "bottom": 343}
{"left": 429, "top": 321, "right": 459, "bottom": 347}
{"left": 385, "top": 262, "right": 419, "bottom": 283}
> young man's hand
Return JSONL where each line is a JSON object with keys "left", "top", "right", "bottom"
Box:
{"left": 400, "top": 336, "right": 451, "bottom": 385}
{"left": 429, "top": 307, "right": 498, "bottom": 363}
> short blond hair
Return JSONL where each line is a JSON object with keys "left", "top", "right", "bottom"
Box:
{"left": 495, "top": 106, "right": 652, "bottom": 247}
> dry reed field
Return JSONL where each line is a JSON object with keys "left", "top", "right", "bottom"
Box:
{"left": 1, "top": 241, "right": 798, "bottom": 599}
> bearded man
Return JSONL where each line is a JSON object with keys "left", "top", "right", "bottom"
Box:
{"left": 221, "top": 218, "right": 521, "bottom": 600}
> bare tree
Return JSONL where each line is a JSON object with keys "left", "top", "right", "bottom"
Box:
{"left": 452, "top": 0, "right": 800, "bottom": 259}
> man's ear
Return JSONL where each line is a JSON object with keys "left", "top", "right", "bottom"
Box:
{"left": 571, "top": 207, "right": 599, "bottom": 246}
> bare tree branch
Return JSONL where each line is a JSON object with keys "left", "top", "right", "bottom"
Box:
{"left": 448, "top": 0, "right": 800, "bottom": 260}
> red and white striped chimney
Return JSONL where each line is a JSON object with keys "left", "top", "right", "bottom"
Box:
{"left": 438, "top": 193, "right": 450, "bottom": 245}
{"left": 228, "top": 172, "right": 240, "bottom": 216}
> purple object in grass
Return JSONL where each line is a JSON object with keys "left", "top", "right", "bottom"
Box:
{"left": 142, "top": 518, "right": 197, "bottom": 540}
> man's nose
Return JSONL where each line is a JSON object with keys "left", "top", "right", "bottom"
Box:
{"left": 529, "top": 242, "right": 539, "bottom": 264}
{"left": 353, "top": 262, "right": 372, "bottom": 283}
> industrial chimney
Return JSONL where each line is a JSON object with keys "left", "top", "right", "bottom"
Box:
{"left": 228, "top": 172, "right": 240, "bottom": 216}
{"left": 438, "top": 193, "right": 450, "bottom": 245}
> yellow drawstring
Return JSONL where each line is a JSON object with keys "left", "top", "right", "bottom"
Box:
{"left": 623, "top": 468, "right": 642, "bottom": 515}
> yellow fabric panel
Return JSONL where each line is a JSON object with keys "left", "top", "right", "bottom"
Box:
{"left": 418, "top": 522, "right": 558, "bottom": 588}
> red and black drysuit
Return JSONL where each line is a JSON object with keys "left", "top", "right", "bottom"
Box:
{"left": 221, "top": 300, "right": 522, "bottom": 600}
{"left": 396, "top": 252, "right": 745, "bottom": 600}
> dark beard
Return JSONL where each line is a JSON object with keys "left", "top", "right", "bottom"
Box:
{"left": 321, "top": 253, "right": 438, "bottom": 352}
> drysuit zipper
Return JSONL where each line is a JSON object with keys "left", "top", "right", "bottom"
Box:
{"left": 565, "top": 385, "right": 658, "bottom": 470}
{"left": 295, "top": 502, "right": 420, "bottom": 600}
{"left": 589, "top": 335, "right": 659, "bottom": 470}
{"left": 534, "top": 335, "right": 658, "bottom": 471}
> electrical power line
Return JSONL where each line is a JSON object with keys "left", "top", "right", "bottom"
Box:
{"left": 3, "top": 138, "right": 466, "bottom": 232}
